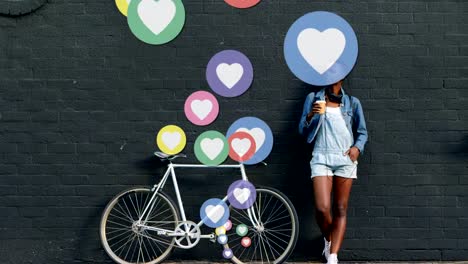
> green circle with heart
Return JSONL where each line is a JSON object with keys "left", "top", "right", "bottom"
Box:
{"left": 194, "top": 131, "right": 229, "bottom": 166}
{"left": 236, "top": 224, "right": 248, "bottom": 236}
{"left": 127, "top": 0, "right": 185, "bottom": 45}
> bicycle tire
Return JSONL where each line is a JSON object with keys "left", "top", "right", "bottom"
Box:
{"left": 100, "top": 187, "right": 180, "bottom": 264}
{"left": 224, "top": 186, "right": 299, "bottom": 264}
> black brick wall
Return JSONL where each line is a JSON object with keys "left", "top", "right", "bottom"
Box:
{"left": 0, "top": 0, "right": 467, "bottom": 263}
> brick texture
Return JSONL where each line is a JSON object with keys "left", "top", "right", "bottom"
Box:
{"left": 0, "top": 0, "right": 467, "bottom": 263}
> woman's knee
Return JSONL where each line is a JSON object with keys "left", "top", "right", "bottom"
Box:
{"left": 315, "top": 202, "right": 331, "bottom": 215}
{"left": 332, "top": 203, "right": 348, "bottom": 217}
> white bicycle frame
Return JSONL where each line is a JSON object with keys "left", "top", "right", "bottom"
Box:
{"left": 136, "top": 162, "right": 261, "bottom": 239}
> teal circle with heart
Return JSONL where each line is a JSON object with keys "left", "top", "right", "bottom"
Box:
{"left": 236, "top": 224, "right": 248, "bottom": 236}
{"left": 127, "top": 0, "right": 185, "bottom": 45}
{"left": 194, "top": 131, "right": 229, "bottom": 166}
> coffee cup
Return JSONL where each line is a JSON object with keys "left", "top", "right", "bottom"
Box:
{"left": 315, "top": 100, "right": 326, "bottom": 114}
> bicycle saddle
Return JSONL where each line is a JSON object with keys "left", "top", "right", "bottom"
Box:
{"left": 154, "top": 151, "right": 187, "bottom": 161}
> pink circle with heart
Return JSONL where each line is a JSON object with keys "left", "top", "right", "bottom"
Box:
{"left": 224, "top": 220, "right": 233, "bottom": 231}
{"left": 184, "top": 91, "right": 219, "bottom": 126}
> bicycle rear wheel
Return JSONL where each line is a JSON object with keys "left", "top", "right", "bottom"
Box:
{"left": 224, "top": 187, "right": 299, "bottom": 264}
{"left": 100, "top": 187, "right": 179, "bottom": 264}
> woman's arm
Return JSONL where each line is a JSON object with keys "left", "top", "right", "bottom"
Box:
{"left": 352, "top": 97, "right": 368, "bottom": 153}
{"left": 299, "top": 92, "right": 315, "bottom": 135}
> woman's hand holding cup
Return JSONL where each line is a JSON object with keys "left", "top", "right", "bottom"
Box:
{"left": 314, "top": 100, "right": 326, "bottom": 114}
{"left": 307, "top": 100, "right": 326, "bottom": 121}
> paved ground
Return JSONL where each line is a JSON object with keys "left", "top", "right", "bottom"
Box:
{"left": 167, "top": 260, "right": 468, "bottom": 264}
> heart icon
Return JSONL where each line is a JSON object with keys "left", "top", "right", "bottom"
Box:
{"left": 185, "top": 91, "right": 219, "bottom": 126}
{"left": 231, "top": 138, "right": 251, "bottom": 157}
{"left": 205, "top": 205, "right": 225, "bottom": 223}
{"left": 138, "top": 0, "right": 176, "bottom": 35}
{"left": 191, "top": 99, "right": 213, "bottom": 120}
{"left": 200, "top": 138, "right": 224, "bottom": 160}
{"left": 223, "top": 248, "right": 233, "bottom": 259}
{"left": 161, "top": 132, "right": 181, "bottom": 150}
{"left": 215, "top": 226, "right": 226, "bottom": 235}
{"left": 228, "top": 131, "right": 256, "bottom": 163}
{"left": 236, "top": 127, "right": 265, "bottom": 152}
{"left": 126, "top": 0, "right": 131, "bottom": 4}
{"left": 238, "top": 226, "right": 247, "bottom": 234}
{"left": 217, "top": 234, "right": 228, "bottom": 244}
{"left": 233, "top": 188, "right": 251, "bottom": 204}
{"left": 216, "top": 63, "right": 244, "bottom": 89}
{"left": 297, "top": 28, "right": 346, "bottom": 75}
{"left": 241, "top": 237, "right": 252, "bottom": 247}
{"left": 227, "top": 180, "right": 256, "bottom": 209}
{"left": 236, "top": 224, "right": 248, "bottom": 236}
{"left": 224, "top": 220, "right": 232, "bottom": 231}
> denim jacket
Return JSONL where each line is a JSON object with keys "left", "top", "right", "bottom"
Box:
{"left": 298, "top": 87, "right": 368, "bottom": 153}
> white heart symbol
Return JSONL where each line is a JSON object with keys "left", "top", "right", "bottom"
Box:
{"left": 216, "top": 63, "right": 244, "bottom": 89}
{"left": 138, "top": 0, "right": 176, "bottom": 35}
{"left": 238, "top": 226, "right": 247, "bottom": 234}
{"left": 297, "top": 28, "right": 346, "bottom": 75}
{"left": 161, "top": 132, "right": 181, "bottom": 150}
{"left": 205, "top": 205, "right": 225, "bottom": 223}
{"left": 224, "top": 221, "right": 232, "bottom": 230}
{"left": 126, "top": 0, "right": 131, "bottom": 4}
{"left": 236, "top": 127, "right": 265, "bottom": 152}
{"left": 219, "top": 236, "right": 227, "bottom": 243}
{"left": 233, "top": 188, "right": 250, "bottom": 204}
{"left": 225, "top": 250, "right": 232, "bottom": 257}
{"left": 191, "top": 99, "right": 213, "bottom": 120}
{"left": 231, "top": 138, "right": 251, "bottom": 157}
{"left": 200, "top": 138, "right": 224, "bottom": 160}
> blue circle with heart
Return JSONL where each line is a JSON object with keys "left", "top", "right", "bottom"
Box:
{"left": 284, "top": 11, "right": 358, "bottom": 86}
{"left": 217, "top": 234, "right": 228, "bottom": 245}
{"left": 227, "top": 180, "right": 256, "bottom": 209}
{"left": 226, "top": 117, "right": 273, "bottom": 165}
{"left": 200, "top": 198, "right": 230, "bottom": 228}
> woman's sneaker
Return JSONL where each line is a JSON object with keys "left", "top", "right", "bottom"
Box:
{"left": 327, "top": 253, "right": 338, "bottom": 264}
{"left": 322, "top": 237, "right": 331, "bottom": 260}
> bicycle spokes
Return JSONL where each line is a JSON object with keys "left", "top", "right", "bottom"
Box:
{"left": 101, "top": 189, "right": 179, "bottom": 264}
{"left": 225, "top": 188, "right": 298, "bottom": 264}
{"left": 100, "top": 162, "right": 299, "bottom": 264}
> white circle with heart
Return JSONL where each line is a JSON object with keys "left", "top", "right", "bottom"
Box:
{"left": 227, "top": 180, "right": 256, "bottom": 210}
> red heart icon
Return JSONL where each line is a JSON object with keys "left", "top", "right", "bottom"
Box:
{"left": 241, "top": 236, "right": 252, "bottom": 248}
{"left": 224, "top": 0, "right": 261, "bottom": 9}
{"left": 228, "top": 132, "right": 256, "bottom": 163}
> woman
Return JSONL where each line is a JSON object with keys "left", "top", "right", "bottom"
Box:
{"left": 299, "top": 80, "right": 368, "bottom": 264}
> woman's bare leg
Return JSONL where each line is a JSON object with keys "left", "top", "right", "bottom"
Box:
{"left": 312, "top": 176, "right": 333, "bottom": 241}
{"left": 330, "top": 176, "right": 353, "bottom": 254}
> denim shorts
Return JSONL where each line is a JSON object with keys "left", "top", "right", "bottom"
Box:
{"left": 310, "top": 150, "right": 358, "bottom": 179}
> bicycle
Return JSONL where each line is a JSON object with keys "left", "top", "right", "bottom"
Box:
{"left": 100, "top": 151, "right": 299, "bottom": 264}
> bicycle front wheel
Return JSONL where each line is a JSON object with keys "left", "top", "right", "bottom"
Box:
{"left": 225, "top": 187, "right": 299, "bottom": 264}
{"left": 100, "top": 187, "right": 179, "bottom": 264}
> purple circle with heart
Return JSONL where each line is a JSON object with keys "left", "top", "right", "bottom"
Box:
{"left": 227, "top": 180, "right": 256, "bottom": 209}
{"left": 206, "top": 50, "right": 254, "bottom": 97}
{"left": 223, "top": 248, "right": 233, "bottom": 259}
